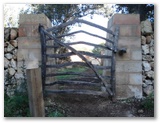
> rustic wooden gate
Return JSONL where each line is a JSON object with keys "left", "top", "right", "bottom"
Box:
{"left": 39, "top": 19, "right": 119, "bottom": 97}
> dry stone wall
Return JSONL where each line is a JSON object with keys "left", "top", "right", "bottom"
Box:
{"left": 141, "top": 20, "right": 154, "bottom": 96}
{"left": 4, "top": 28, "right": 18, "bottom": 96}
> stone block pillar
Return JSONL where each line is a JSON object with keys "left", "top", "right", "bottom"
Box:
{"left": 17, "top": 14, "right": 52, "bottom": 82}
{"left": 107, "top": 14, "right": 142, "bottom": 99}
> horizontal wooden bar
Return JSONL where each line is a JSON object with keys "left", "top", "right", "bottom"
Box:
{"left": 46, "top": 72, "right": 111, "bottom": 79}
{"left": 45, "top": 80, "right": 101, "bottom": 86}
{"left": 46, "top": 62, "right": 111, "bottom": 69}
{"left": 46, "top": 51, "right": 112, "bottom": 59}
{"left": 56, "top": 30, "right": 113, "bottom": 44}
{"left": 66, "top": 41, "right": 113, "bottom": 50}
{"left": 45, "top": 89, "right": 109, "bottom": 96}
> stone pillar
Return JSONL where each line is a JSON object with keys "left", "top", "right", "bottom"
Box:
{"left": 17, "top": 14, "right": 52, "bottom": 86}
{"left": 107, "top": 14, "right": 142, "bottom": 99}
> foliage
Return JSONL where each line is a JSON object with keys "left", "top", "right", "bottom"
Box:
{"left": 4, "top": 93, "right": 30, "bottom": 117}
{"left": 21, "top": 4, "right": 114, "bottom": 63}
{"left": 48, "top": 110, "right": 64, "bottom": 117}
{"left": 92, "top": 43, "right": 105, "bottom": 54}
{"left": 142, "top": 92, "right": 154, "bottom": 110}
{"left": 115, "top": 4, "right": 154, "bottom": 22}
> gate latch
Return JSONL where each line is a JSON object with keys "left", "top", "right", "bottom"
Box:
{"left": 118, "top": 47, "right": 127, "bottom": 56}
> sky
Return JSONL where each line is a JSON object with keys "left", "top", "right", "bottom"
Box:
{"left": 66, "top": 14, "right": 109, "bottom": 51}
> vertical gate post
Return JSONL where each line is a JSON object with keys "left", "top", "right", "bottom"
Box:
{"left": 26, "top": 68, "right": 45, "bottom": 117}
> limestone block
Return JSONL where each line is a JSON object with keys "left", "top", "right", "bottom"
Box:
{"left": 131, "top": 50, "right": 142, "bottom": 60}
{"left": 17, "top": 37, "right": 41, "bottom": 49}
{"left": 118, "top": 37, "right": 141, "bottom": 49}
{"left": 119, "top": 25, "right": 140, "bottom": 37}
{"left": 116, "top": 61, "right": 142, "bottom": 72}
{"left": 108, "top": 14, "right": 140, "bottom": 27}
{"left": 129, "top": 74, "right": 142, "bottom": 85}
{"left": 116, "top": 85, "right": 142, "bottom": 99}
{"left": 116, "top": 73, "right": 129, "bottom": 85}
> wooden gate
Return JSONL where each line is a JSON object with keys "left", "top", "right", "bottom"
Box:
{"left": 39, "top": 19, "right": 119, "bottom": 97}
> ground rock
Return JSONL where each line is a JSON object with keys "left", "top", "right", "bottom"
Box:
{"left": 7, "top": 43, "right": 15, "bottom": 52}
{"left": 5, "top": 53, "right": 13, "bottom": 60}
{"left": 145, "top": 70, "right": 154, "bottom": 79}
{"left": 142, "top": 45, "right": 149, "bottom": 55}
{"left": 10, "top": 40, "right": 18, "bottom": 47}
{"left": 142, "top": 61, "right": 151, "bottom": 71}
{"left": 143, "top": 85, "right": 153, "bottom": 96}
{"left": 4, "top": 57, "right": 10, "bottom": 68}
{"left": 142, "top": 55, "right": 152, "bottom": 61}
{"left": 9, "top": 68, "right": 16, "bottom": 76}
{"left": 141, "top": 20, "right": 153, "bottom": 35}
{"left": 141, "top": 36, "right": 146, "bottom": 45}
{"left": 10, "top": 29, "right": 18, "bottom": 40}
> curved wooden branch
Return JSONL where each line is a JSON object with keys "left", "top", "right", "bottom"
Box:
{"left": 46, "top": 19, "right": 115, "bottom": 36}
{"left": 56, "top": 30, "right": 113, "bottom": 44}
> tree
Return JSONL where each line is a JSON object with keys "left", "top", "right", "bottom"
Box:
{"left": 22, "top": 4, "right": 114, "bottom": 64}
{"left": 92, "top": 43, "right": 105, "bottom": 55}
{"left": 115, "top": 4, "right": 154, "bottom": 22}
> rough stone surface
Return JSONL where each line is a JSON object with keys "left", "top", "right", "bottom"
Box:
{"left": 10, "top": 40, "right": 18, "bottom": 47}
{"left": 143, "top": 85, "right": 153, "bottom": 96}
{"left": 149, "top": 47, "right": 154, "bottom": 56}
{"left": 144, "top": 80, "right": 152, "bottom": 85}
{"left": 142, "top": 55, "right": 152, "bottom": 61}
{"left": 10, "top": 29, "right": 18, "bottom": 40}
{"left": 5, "top": 53, "right": 13, "bottom": 60}
{"left": 141, "top": 36, "right": 146, "bottom": 45}
{"left": 10, "top": 59, "right": 17, "bottom": 69}
{"left": 146, "top": 36, "right": 152, "bottom": 44}
{"left": 150, "top": 62, "right": 154, "bottom": 70}
{"left": 4, "top": 28, "right": 10, "bottom": 41}
{"left": 9, "top": 68, "right": 16, "bottom": 76}
{"left": 7, "top": 43, "right": 14, "bottom": 52}
{"left": 4, "top": 57, "right": 10, "bottom": 69}
{"left": 142, "top": 61, "right": 151, "bottom": 71}
{"left": 141, "top": 20, "right": 153, "bottom": 35}
{"left": 145, "top": 71, "right": 154, "bottom": 79}
{"left": 142, "top": 45, "right": 149, "bottom": 55}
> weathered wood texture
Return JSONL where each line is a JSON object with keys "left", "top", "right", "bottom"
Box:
{"left": 26, "top": 68, "right": 45, "bottom": 117}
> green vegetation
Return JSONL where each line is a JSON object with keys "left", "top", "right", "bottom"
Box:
{"left": 55, "top": 67, "right": 88, "bottom": 80}
{"left": 142, "top": 92, "right": 154, "bottom": 110}
{"left": 4, "top": 93, "right": 30, "bottom": 117}
{"left": 48, "top": 110, "right": 64, "bottom": 117}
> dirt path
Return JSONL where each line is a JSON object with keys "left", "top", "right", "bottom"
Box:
{"left": 45, "top": 94, "right": 154, "bottom": 117}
